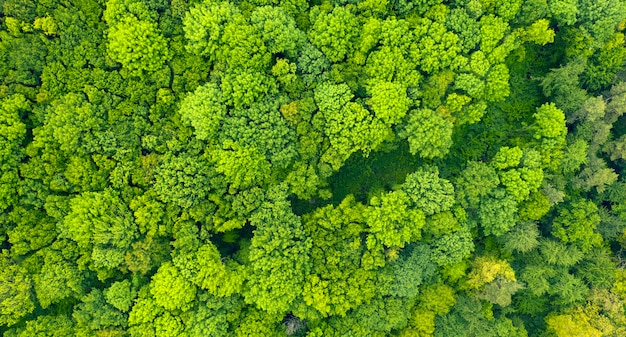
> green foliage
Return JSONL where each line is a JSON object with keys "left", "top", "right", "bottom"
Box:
{"left": 551, "top": 199, "right": 603, "bottom": 252}
{"left": 4, "top": 315, "right": 74, "bottom": 337}
{"left": 183, "top": 1, "right": 238, "bottom": 60}
{"left": 402, "top": 165, "right": 455, "bottom": 216}
{"left": 153, "top": 153, "right": 218, "bottom": 208}
{"left": 367, "top": 81, "right": 411, "bottom": 125}
{"left": 466, "top": 256, "right": 524, "bottom": 307}
{"left": 179, "top": 82, "right": 226, "bottom": 141}
{"left": 309, "top": 6, "right": 359, "bottom": 62}
{"left": 388, "top": 243, "right": 436, "bottom": 298}
{"left": 548, "top": 0, "right": 578, "bottom": 26}
{"left": 520, "top": 19, "right": 555, "bottom": 45}
{"left": 105, "top": 280, "right": 136, "bottom": 312}
{"left": 399, "top": 108, "right": 454, "bottom": 159}
{"left": 545, "top": 309, "right": 602, "bottom": 337}
{"left": 533, "top": 103, "right": 567, "bottom": 140}
{"left": 34, "top": 246, "right": 86, "bottom": 309}
{"left": 498, "top": 221, "right": 540, "bottom": 253}
{"left": 183, "top": 294, "right": 238, "bottom": 336}
{"left": 244, "top": 185, "right": 311, "bottom": 314}
{"left": 172, "top": 242, "right": 244, "bottom": 297}
{"left": 4, "top": 0, "right": 626, "bottom": 335}
{"left": 212, "top": 140, "right": 271, "bottom": 191}
{"left": 0, "top": 94, "right": 27, "bottom": 212}
{"left": 59, "top": 189, "right": 137, "bottom": 271}
{"left": 0, "top": 254, "right": 35, "bottom": 326}
{"left": 314, "top": 82, "right": 391, "bottom": 169}
{"left": 430, "top": 226, "right": 474, "bottom": 267}
{"left": 150, "top": 262, "right": 197, "bottom": 311}
{"left": 73, "top": 289, "right": 127, "bottom": 336}
{"left": 366, "top": 190, "right": 426, "bottom": 248}
{"left": 434, "top": 295, "right": 526, "bottom": 337}
{"left": 251, "top": 6, "right": 304, "bottom": 56}
{"left": 107, "top": 15, "right": 169, "bottom": 74}
{"left": 455, "top": 161, "right": 500, "bottom": 208}
{"left": 301, "top": 195, "right": 377, "bottom": 317}
{"left": 478, "top": 188, "right": 519, "bottom": 236}
{"left": 41, "top": 92, "right": 107, "bottom": 155}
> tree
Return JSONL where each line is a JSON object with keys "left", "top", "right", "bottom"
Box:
{"left": 104, "top": 280, "right": 136, "bottom": 312}
{"left": 402, "top": 282, "right": 456, "bottom": 336}
{"left": 351, "top": 294, "right": 415, "bottom": 333}
{"left": 4, "top": 0, "right": 626, "bottom": 335}
{"left": 399, "top": 108, "right": 454, "bottom": 159}
{"left": 313, "top": 82, "right": 391, "bottom": 170}
{"left": 59, "top": 189, "right": 138, "bottom": 271}
{"left": 552, "top": 199, "right": 603, "bottom": 252}
{"left": 184, "top": 293, "right": 242, "bottom": 337}
{"left": 33, "top": 15, "right": 59, "bottom": 36}
{"left": 429, "top": 226, "right": 474, "bottom": 267}
{"left": 532, "top": 102, "right": 567, "bottom": 168}
{"left": 478, "top": 188, "right": 519, "bottom": 236}
{"left": 128, "top": 288, "right": 164, "bottom": 336}
{"left": 296, "top": 42, "right": 331, "bottom": 84}
{"left": 153, "top": 153, "right": 218, "bottom": 208}
{"left": 466, "top": 256, "right": 524, "bottom": 307}
{"left": 211, "top": 140, "right": 271, "bottom": 192}
{"left": 539, "top": 239, "right": 584, "bottom": 267}
{"left": 434, "top": 295, "right": 526, "bottom": 337}
{"left": 545, "top": 309, "right": 602, "bottom": 337}
{"left": 183, "top": 0, "right": 238, "bottom": 61}
{"left": 39, "top": 92, "right": 106, "bottom": 155}
{"left": 446, "top": 8, "right": 481, "bottom": 53}
{"left": 107, "top": 15, "right": 170, "bottom": 74}
{"left": 221, "top": 70, "right": 278, "bottom": 109}
{"left": 424, "top": 209, "right": 463, "bottom": 236}
{"left": 412, "top": 19, "right": 462, "bottom": 74}
{"left": 541, "top": 59, "right": 588, "bottom": 114}
{"left": 366, "top": 190, "right": 425, "bottom": 248}
{"left": 150, "top": 262, "right": 197, "bottom": 312}
{"left": 387, "top": 243, "right": 436, "bottom": 298}
{"left": 455, "top": 161, "right": 500, "bottom": 209}
{"left": 233, "top": 307, "right": 285, "bottom": 337}
{"left": 577, "top": 0, "right": 626, "bottom": 44}
{"left": 250, "top": 5, "right": 304, "bottom": 56}
{"left": 401, "top": 165, "right": 455, "bottom": 216}
{"left": 219, "top": 97, "right": 297, "bottom": 169}
{"left": 308, "top": 6, "right": 359, "bottom": 62}
{"left": 34, "top": 245, "right": 85, "bottom": 309}
{"left": 518, "top": 19, "right": 555, "bottom": 45}
{"left": 498, "top": 221, "right": 540, "bottom": 253}
{"left": 4, "top": 315, "right": 74, "bottom": 337}
{"left": 548, "top": 0, "right": 578, "bottom": 26}
{"left": 0, "top": 94, "right": 27, "bottom": 212}
{"left": 367, "top": 81, "right": 411, "bottom": 126}
{"left": 533, "top": 103, "right": 567, "bottom": 140}
{"left": 0, "top": 253, "right": 35, "bottom": 326}
{"left": 6, "top": 207, "right": 57, "bottom": 256}
{"left": 219, "top": 16, "right": 272, "bottom": 70}
{"left": 72, "top": 289, "right": 128, "bottom": 336}
{"left": 300, "top": 195, "right": 377, "bottom": 317}
{"left": 244, "top": 185, "right": 311, "bottom": 314}
{"left": 364, "top": 46, "right": 421, "bottom": 89}
{"left": 484, "top": 63, "right": 510, "bottom": 102}
{"left": 179, "top": 82, "right": 226, "bottom": 141}
{"left": 171, "top": 242, "right": 244, "bottom": 297}
{"left": 575, "top": 248, "right": 617, "bottom": 289}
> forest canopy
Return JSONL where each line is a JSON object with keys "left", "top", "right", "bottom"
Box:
{"left": 2, "top": 0, "right": 626, "bottom": 336}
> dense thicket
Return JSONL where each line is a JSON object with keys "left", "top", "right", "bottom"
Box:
{"left": 2, "top": 0, "right": 626, "bottom": 336}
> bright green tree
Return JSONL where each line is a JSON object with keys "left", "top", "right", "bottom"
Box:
{"left": 244, "top": 185, "right": 311, "bottom": 314}
{"left": 399, "top": 108, "right": 454, "bottom": 159}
